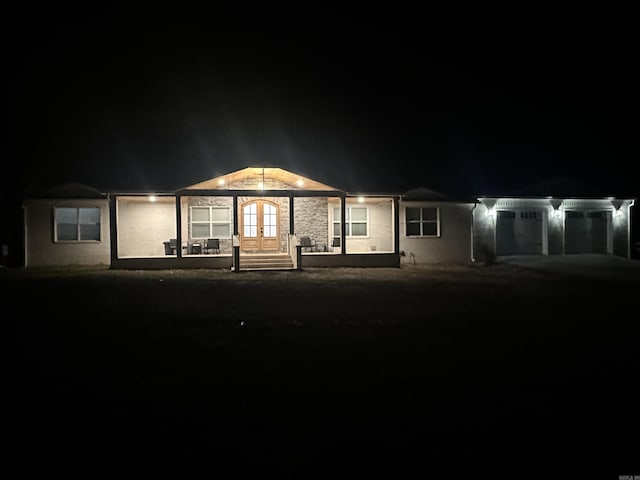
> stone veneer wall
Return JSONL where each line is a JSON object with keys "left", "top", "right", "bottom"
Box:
{"left": 182, "top": 196, "right": 234, "bottom": 254}
{"left": 226, "top": 178, "right": 293, "bottom": 190}
{"left": 294, "top": 197, "right": 330, "bottom": 250}
{"left": 220, "top": 178, "right": 299, "bottom": 252}
{"left": 183, "top": 174, "right": 335, "bottom": 253}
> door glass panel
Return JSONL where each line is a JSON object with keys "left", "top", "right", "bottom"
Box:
{"left": 263, "top": 203, "right": 277, "bottom": 237}
{"left": 244, "top": 203, "right": 257, "bottom": 237}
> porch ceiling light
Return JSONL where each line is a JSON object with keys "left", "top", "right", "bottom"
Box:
{"left": 218, "top": 179, "right": 226, "bottom": 186}
{"left": 148, "top": 195, "right": 157, "bottom": 202}
{"left": 296, "top": 179, "right": 304, "bottom": 187}
{"left": 358, "top": 196, "right": 365, "bottom": 203}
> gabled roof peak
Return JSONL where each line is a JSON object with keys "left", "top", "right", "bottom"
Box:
{"left": 508, "top": 176, "right": 606, "bottom": 198}
{"left": 29, "top": 182, "right": 107, "bottom": 199}
{"left": 402, "top": 186, "right": 474, "bottom": 202}
{"left": 181, "top": 166, "right": 341, "bottom": 191}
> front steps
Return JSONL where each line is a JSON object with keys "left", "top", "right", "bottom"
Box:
{"left": 238, "top": 253, "right": 295, "bottom": 271}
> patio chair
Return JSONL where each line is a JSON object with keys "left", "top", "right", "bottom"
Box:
{"left": 188, "top": 240, "right": 202, "bottom": 255}
{"left": 163, "top": 238, "right": 178, "bottom": 255}
{"left": 204, "top": 238, "right": 220, "bottom": 254}
{"left": 300, "top": 236, "right": 315, "bottom": 252}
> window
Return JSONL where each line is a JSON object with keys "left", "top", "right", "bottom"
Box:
{"left": 333, "top": 207, "right": 368, "bottom": 241}
{"left": 55, "top": 207, "right": 101, "bottom": 241}
{"left": 191, "top": 206, "right": 231, "bottom": 239}
{"left": 406, "top": 207, "right": 439, "bottom": 237}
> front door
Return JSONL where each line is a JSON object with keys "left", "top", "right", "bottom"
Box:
{"left": 240, "top": 200, "right": 280, "bottom": 251}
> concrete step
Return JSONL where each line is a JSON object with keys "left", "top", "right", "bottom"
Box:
{"left": 239, "top": 254, "right": 294, "bottom": 271}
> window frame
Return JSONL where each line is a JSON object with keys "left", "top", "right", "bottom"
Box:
{"left": 54, "top": 206, "right": 101, "bottom": 242}
{"left": 333, "top": 206, "right": 369, "bottom": 240}
{"left": 190, "top": 206, "right": 232, "bottom": 240}
{"left": 405, "top": 206, "right": 440, "bottom": 238}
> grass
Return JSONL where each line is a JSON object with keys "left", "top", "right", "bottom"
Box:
{"left": 6, "top": 264, "right": 640, "bottom": 478}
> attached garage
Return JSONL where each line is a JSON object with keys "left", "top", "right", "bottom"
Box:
{"left": 472, "top": 177, "right": 635, "bottom": 261}
{"left": 495, "top": 209, "right": 545, "bottom": 255}
{"left": 564, "top": 210, "right": 610, "bottom": 254}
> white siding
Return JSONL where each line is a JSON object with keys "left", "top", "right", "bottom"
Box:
{"left": 400, "top": 202, "right": 474, "bottom": 264}
{"left": 24, "top": 199, "right": 111, "bottom": 266}
{"left": 344, "top": 200, "right": 394, "bottom": 253}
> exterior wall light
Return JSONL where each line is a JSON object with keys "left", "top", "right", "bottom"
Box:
{"left": 549, "top": 198, "right": 563, "bottom": 219}
{"left": 611, "top": 199, "right": 623, "bottom": 218}
{"left": 358, "top": 196, "right": 365, "bottom": 203}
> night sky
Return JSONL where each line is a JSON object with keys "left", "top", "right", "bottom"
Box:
{"left": 7, "top": 4, "right": 639, "bottom": 200}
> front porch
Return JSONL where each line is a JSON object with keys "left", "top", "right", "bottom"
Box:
{"left": 109, "top": 167, "right": 400, "bottom": 270}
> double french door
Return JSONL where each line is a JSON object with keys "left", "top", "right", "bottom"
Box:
{"left": 240, "top": 200, "right": 279, "bottom": 251}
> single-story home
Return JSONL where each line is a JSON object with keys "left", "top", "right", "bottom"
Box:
{"left": 21, "top": 167, "right": 635, "bottom": 270}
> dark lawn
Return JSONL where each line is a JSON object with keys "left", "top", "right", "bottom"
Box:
{"left": 6, "top": 264, "right": 640, "bottom": 478}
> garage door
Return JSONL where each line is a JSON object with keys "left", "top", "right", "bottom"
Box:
{"left": 565, "top": 211, "right": 609, "bottom": 254}
{"left": 496, "top": 210, "right": 544, "bottom": 255}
